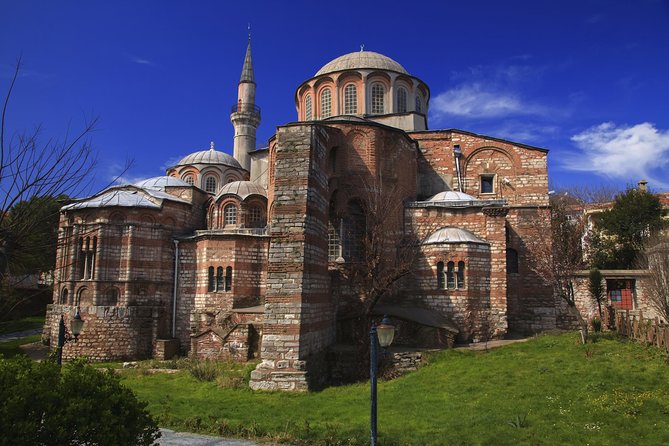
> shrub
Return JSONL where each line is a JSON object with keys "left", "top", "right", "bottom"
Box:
{"left": 0, "top": 357, "right": 160, "bottom": 446}
{"left": 187, "top": 359, "right": 220, "bottom": 381}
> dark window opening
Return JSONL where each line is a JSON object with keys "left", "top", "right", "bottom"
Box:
{"left": 506, "top": 248, "right": 519, "bottom": 274}
{"left": 480, "top": 175, "right": 495, "bottom": 194}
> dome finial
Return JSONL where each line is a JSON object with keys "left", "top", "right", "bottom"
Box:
{"left": 210, "top": 141, "right": 215, "bottom": 150}
{"left": 360, "top": 43, "right": 365, "bottom": 52}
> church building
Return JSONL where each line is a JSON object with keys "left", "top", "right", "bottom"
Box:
{"left": 44, "top": 39, "right": 557, "bottom": 390}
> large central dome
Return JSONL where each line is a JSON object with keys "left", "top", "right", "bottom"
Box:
{"left": 315, "top": 51, "right": 408, "bottom": 76}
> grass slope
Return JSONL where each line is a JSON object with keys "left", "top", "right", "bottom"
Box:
{"left": 121, "top": 332, "right": 669, "bottom": 445}
{"left": 0, "top": 316, "right": 44, "bottom": 335}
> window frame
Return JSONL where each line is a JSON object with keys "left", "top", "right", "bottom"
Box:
{"left": 305, "top": 94, "right": 313, "bottom": 120}
{"left": 223, "top": 204, "right": 238, "bottom": 226}
{"left": 480, "top": 174, "right": 496, "bottom": 194}
{"left": 344, "top": 84, "right": 357, "bottom": 114}
{"left": 396, "top": 86, "right": 407, "bottom": 113}
{"left": 204, "top": 176, "right": 217, "bottom": 194}
{"left": 371, "top": 83, "right": 385, "bottom": 114}
{"left": 320, "top": 88, "right": 332, "bottom": 119}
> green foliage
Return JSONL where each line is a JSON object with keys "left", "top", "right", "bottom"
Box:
{"left": 120, "top": 332, "right": 669, "bottom": 445}
{"left": 593, "top": 188, "right": 664, "bottom": 268}
{"left": 1, "top": 194, "right": 67, "bottom": 276}
{"left": 588, "top": 267, "right": 606, "bottom": 318}
{"left": 0, "top": 315, "right": 44, "bottom": 334}
{"left": 507, "top": 413, "right": 529, "bottom": 429}
{"left": 187, "top": 359, "right": 220, "bottom": 381}
{"left": 0, "top": 357, "right": 160, "bottom": 446}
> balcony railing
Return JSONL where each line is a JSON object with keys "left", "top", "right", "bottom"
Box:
{"left": 230, "top": 103, "right": 261, "bottom": 119}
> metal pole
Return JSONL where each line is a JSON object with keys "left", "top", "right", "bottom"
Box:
{"left": 370, "top": 323, "right": 378, "bottom": 446}
{"left": 56, "top": 315, "right": 65, "bottom": 367}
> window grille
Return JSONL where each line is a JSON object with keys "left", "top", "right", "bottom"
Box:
{"left": 320, "top": 89, "right": 332, "bottom": 118}
{"left": 344, "top": 84, "right": 357, "bottom": 114}
{"left": 371, "top": 84, "right": 385, "bottom": 114}
{"left": 397, "top": 87, "right": 407, "bottom": 113}
{"left": 305, "top": 94, "right": 313, "bottom": 120}
{"left": 224, "top": 204, "right": 237, "bottom": 225}
{"left": 204, "top": 176, "right": 217, "bottom": 193}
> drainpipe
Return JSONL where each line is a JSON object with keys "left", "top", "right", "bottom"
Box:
{"left": 453, "top": 145, "right": 463, "bottom": 192}
{"left": 172, "top": 239, "right": 179, "bottom": 338}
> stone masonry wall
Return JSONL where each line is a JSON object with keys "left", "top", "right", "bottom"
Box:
{"left": 250, "top": 124, "right": 336, "bottom": 391}
{"left": 45, "top": 304, "right": 167, "bottom": 361}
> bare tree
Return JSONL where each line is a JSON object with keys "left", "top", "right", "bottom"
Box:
{"left": 551, "top": 183, "right": 621, "bottom": 204}
{"left": 0, "top": 58, "right": 103, "bottom": 317}
{"left": 525, "top": 194, "right": 589, "bottom": 342}
{"left": 641, "top": 234, "right": 669, "bottom": 322}
{"left": 335, "top": 175, "right": 420, "bottom": 316}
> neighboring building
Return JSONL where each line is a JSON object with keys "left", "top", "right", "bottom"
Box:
{"left": 45, "top": 41, "right": 562, "bottom": 390}
{"left": 573, "top": 181, "right": 669, "bottom": 321}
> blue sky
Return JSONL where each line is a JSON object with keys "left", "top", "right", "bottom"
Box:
{"left": 2, "top": 0, "right": 668, "bottom": 198}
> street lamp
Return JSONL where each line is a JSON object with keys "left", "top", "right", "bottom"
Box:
{"left": 56, "top": 308, "right": 84, "bottom": 366}
{"left": 370, "top": 315, "right": 395, "bottom": 446}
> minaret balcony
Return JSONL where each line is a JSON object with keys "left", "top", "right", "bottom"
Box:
{"left": 231, "top": 103, "right": 261, "bottom": 120}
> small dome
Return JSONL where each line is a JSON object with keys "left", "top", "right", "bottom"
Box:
{"left": 428, "top": 191, "right": 477, "bottom": 202}
{"left": 175, "top": 149, "right": 242, "bottom": 169}
{"left": 423, "top": 227, "right": 488, "bottom": 245}
{"left": 216, "top": 181, "right": 267, "bottom": 200}
{"left": 315, "top": 51, "right": 408, "bottom": 76}
{"left": 135, "top": 176, "right": 191, "bottom": 190}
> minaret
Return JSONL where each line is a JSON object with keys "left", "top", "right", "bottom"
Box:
{"left": 230, "top": 33, "right": 260, "bottom": 172}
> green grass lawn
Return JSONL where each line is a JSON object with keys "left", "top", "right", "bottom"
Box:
{"left": 0, "top": 316, "right": 44, "bottom": 335}
{"left": 120, "top": 332, "right": 669, "bottom": 445}
{"left": 0, "top": 335, "right": 42, "bottom": 358}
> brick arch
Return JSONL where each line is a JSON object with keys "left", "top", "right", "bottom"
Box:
{"left": 462, "top": 146, "right": 518, "bottom": 195}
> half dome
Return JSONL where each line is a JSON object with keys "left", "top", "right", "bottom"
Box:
{"left": 428, "top": 191, "right": 477, "bottom": 202}
{"left": 423, "top": 227, "right": 488, "bottom": 245}
{"left": 315, "top": 51, "right": 408, "bottom": 76}
{"left": 175, "top": 149, "right": 242, "bottom": 169}
{"left": 216, "top": 181, "right": 267, "bottom": 200}
{"left": 135, "top": 176, "right": 191, "bottom": 190}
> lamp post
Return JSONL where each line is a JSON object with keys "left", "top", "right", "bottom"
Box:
{"left": 56, "top": 308, "right": 84, "bottom": 366}
{"left": 370, "top": 315, "right": 395, "bottom": 446}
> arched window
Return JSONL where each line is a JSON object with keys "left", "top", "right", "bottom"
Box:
{"left": 457, "top": 261, "right": 465, "bottom": 289}
{"left": 415, "top": 95, "right": 423, "bottom": 113}
{"left": 344, "top": 84, "right": 357, "bottom": 114}
{"left": 506, "top": 248, "right": 519, "bottom": 274}
{"left": 249, "top": 206, "right": 265, "bottom": 228}
{"left": 320, "top": 88, "right": 332, "bottom": 118}
{"left": 208, "top": 266, "right": 215, "bottom": 292}
{"left": 371, "top": 83, "right": 385, "bottom": 114}
{"left": 396, "top": 87, "right": 407, "bottom": 113}
{"left": 305, "top": 94, "right": 313, "bottom": 120}
{"left": 60, "top": 288, "right": 69, "bottom": 305}
{"left": 225, "top": 266, "right": 232, "bottom": 291}
{"left": 446, "top": 262, "right": 455, "bottom": 289}
{"left": 183, "top": 175, "right": 195, "bottom": 186}
{"left": 437, "top": 262, "right": 445, "bottom": 289}
{"left": 79, "top": 236, "right": 96, "bottom": 280}
{"left": 204, "top": 176, "right": 217, "bottom": 193}
{"left": 224, "top": 204, "right": 237, "bottom": 225}
{"left": 216, "top": 267, "right": 224, "bottom": 291}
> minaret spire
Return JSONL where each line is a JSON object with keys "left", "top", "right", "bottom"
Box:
{"left": 239, "top": 27, "right": 255, "bottom": 84}
{"left": 231, "top": 31, "right": 260, "bottom": 172}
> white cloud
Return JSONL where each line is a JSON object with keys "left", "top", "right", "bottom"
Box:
{"left": 130, "top": 56, "right": 155, "bottom": 66}
{"left": 566, "top": 122, "right": 669, "bottom": 189}
{"left": 431, "top": 83, "right": 547, "bottom": 119}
